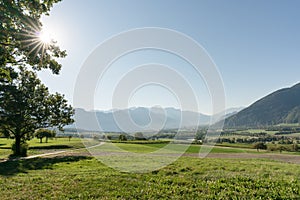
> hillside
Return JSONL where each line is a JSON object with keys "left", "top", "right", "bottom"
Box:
{"left": 225, "top": 83, "right": 300, "bottom": 128}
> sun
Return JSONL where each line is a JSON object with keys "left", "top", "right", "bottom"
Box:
{"left": 38, "top": 29, "right": 52, "bottom": 44}
{"left": 18, "top": 20, "right": 58, "bottom": 62}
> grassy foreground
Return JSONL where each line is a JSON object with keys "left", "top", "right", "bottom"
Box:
{"left": 1, "top": 139, "right": 300, "bottom": 199}
{"left": 0, "top": 154, "right": 300, "bottom": 199}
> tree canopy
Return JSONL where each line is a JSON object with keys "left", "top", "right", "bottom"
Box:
{"left": 0, "top": 68, "right": 74, "bottom": 155}
{"left": 0, "top": 0, "right": 66, "bottom": 75}
{"left": 35, "top": 128, "right": 56, "bottom": 143}
{"left": 0, "top": 0, "right": 74, "bottom": 156}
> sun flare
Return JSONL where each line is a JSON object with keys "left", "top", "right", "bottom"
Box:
{"left": 38, "top": 29, "right": 52, "bottom": 44}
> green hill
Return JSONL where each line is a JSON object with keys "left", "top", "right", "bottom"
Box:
{"left": 225, "top": 83, "right": 300, "bottom": 128}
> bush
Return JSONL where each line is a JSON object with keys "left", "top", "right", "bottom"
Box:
{"left": 267, "top": 145, "right": 277, "bottom": 152}
{"left": 119, "top": 134, "right": 127, "bottom": 141}
{"left": 253, "top": 142, "right": 267, "bottom": 152}
{"left": 11, "top": 142, "right": 28, "bottom": 157}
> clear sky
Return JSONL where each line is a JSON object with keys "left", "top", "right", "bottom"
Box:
{"left": 38, "top": 0, "right": 300, "bottom": 114}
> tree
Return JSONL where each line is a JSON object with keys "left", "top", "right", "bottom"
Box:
{"left": 35, "top": 129, "right": 56, "bottom": 143}
{"left": 119, "top": 134, "right": 127, "bottom": 141}
{"left": 0, "top": 68, "right": 74, "bottom": 156}
{"left": 195, "top": 129, "right": 206, "bottom": 141}
{"left": 253, "top": 142, "right": 267, "bottom": 152}
{"left": 134, "top": 132, "right": 146, "bottom": 140}
{"left": 0, "top": 1, "right": 73, "bottom": 156}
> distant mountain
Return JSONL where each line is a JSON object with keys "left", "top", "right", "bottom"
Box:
{"left": 225, "top": 83, "right": 300, "bottom": 128}
{"left": 72, "top": 107, "right": 211, "bottom": 132}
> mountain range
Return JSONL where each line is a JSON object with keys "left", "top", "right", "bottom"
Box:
{"left": 72, "top": 107, "right": 242, "bottom": 132}
{"left": 71, "top": 82, "right": 300, "bottom": 131}
{"left": 225, "top": 82, "right": 300, "bottom": 128}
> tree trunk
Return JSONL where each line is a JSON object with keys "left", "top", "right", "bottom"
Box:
{"left": 15, "top": 135, "right": 21, "bottom": 156}
{"left": 40, "top": 137, "right": 43, "bottom": 143}
{"left": 46, "top": 137, "right": 48, "bottom": 143}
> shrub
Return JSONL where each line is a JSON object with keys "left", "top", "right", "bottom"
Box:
{"left": 253, "top": 142, "right": 267, "bottom": 152}
{"left": 11, "top": 142, "right": 28, "bottom": 157}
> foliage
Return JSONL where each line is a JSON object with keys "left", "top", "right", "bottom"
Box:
{"left": 0, "top": 0, "right": 73, "bottom": 156}
{"left": 0, "top": 0, "right": 66, "bottom": 75}
{"left": 35, "top": 129, "right": 56, "bottom": 143}
{"left": 119, "top": 134, "right": 127, "bottom": 141}
{"left": 253, "top": 142, "right": 267, "bottom": 152}
{"left": 134, "top": 132, "right": 146, "bottom": 140}
{"left": 195, "top": 128, "right": 206, "bottom": 140}
{"left": 0, "top": 69, "right": 74, "bottom": 155}
{"left": 11, "top": 140, "right": 28, "bottom": 157}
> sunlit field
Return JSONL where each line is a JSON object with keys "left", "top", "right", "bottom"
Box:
{"left": 1, "top": 138, "right": 300, "bottom": 199}
{"left": 1, "top": 155, "right": 300, "bottom": 199}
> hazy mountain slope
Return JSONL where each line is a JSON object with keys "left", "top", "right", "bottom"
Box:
{"left": 225, "top": 83, "right": 300, "bottom": 128}
{"left": 72, "top": 107, "right": 211, "bottom": 132}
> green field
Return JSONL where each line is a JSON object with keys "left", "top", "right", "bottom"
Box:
{"left": 112, "top": 143, "right": 241, "bottom": 153}
{"left": 1, "top": 155, "right": 300, "bottom": 199}
{"left": 1, "top": 138, "right": 300, "bottom": 199}
{"left": 0, "top": 138, "right": 84, "bottom": 159}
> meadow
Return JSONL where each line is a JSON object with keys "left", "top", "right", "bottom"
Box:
{"left": 0, "top": 154, "right": 300, "bottom": 199}
{"left": 0, "top": 137, "right": 84, "bottom": 159}
{"left": 1, "top": 137, "right": 300, "bottom": 199}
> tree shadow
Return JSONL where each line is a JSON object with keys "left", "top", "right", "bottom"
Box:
{"left": 29, "top": 145, "right": 73, "bottom": 149}
{"left": 0, "top": 156, "right": 91, "bottom": 176}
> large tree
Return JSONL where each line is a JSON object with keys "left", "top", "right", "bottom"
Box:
{"left": 0, "top": 68, "right": 74, "bottom": 156}
{"left": 0, "top": 0, "right": 74, "bottom": 156}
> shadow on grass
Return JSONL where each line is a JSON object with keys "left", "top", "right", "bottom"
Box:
{"left": 0, "top": 156, "right": 91, "bottom": 176}
{"left": 29, "top": 145, "right": 74, "bottom": 150}
{"left": 0, "top": 146, "right": 10, "bottom": 149}
{"left": 1, "top": 145, "right": 81, "bottom": 150}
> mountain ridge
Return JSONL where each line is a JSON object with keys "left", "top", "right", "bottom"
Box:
{"left": 224, "top": 82, "right": 300, "bottom": 128}
{"left": 70, "top": 107, "right": 243, "bottom": 132}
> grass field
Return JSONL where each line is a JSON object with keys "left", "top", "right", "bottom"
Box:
{"left": 0, "top": 155, "right": 300, "bottom": 199}
{"left": 0, "top": 138, "right": 84, "bottom": 159}
{"left": 1, "top": 138, "right": 300, "bottom": 199}
{"left": 115, "top": 143, "right": 253, "bottom": 154}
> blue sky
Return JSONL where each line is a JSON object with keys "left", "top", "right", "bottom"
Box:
{"left": 39, "top": 0, "right": 300, "bottom": 114}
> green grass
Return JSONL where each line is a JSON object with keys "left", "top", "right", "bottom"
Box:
{"left": 113, "top": 143, "right": 256, "bottom": 154}
{"left": 0, "top": 138, "right": 296, "bottom": 160}
{"left": 0, "top": 156, "right": 299, "bottom": 199}
{"left": 0, "top": 137, "right": 84, "bottom": 148}
{"left": 0, "top": 137, "right": 84, "bottom": 159}
{"left": 1, "top": 138, "right": 300, "bottom": 199}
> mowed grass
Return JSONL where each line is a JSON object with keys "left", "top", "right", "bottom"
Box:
{"left": 114, "top": 143, "right": 254, "bottom": 154}
{"left": 1, "top": 139, "right": 300, "bottom": 199}
{"left": 0, "top": 138, "right": 267, "bottom": 160}
{"left": 0, "top": 155, "right": 300, "bottom": 199}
